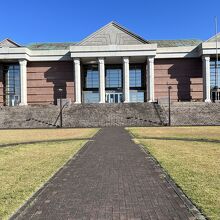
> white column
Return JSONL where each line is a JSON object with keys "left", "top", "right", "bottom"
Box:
{"left": 19, "top": 60, "right": 27, "bottom": 105}
{"left": 147, "top": 56, "right": 155, "bottom": 102}
{"left": 74, "top": 58, "right": 81, "bottom": 103}
{"left": 202, "top": 56, "right": 211, "bottom": 102}
{"left": 98, "top": 58, "right": 105, "bottom": 103}
{"left": 123, "top": 57, "right": 130, "bottom": 102}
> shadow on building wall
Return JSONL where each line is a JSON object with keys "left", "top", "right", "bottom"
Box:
{"left": 44, "top": 61, "right": 74, "bottom": 105}
{"left": 168, "top": 58, "right": 202, "bottom": 101}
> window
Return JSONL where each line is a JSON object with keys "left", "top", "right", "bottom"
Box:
{"left": 106, "top": 68, "right": 122, "bottom": 88}
{"left": 210, "top": 60, "right": 220, "bottom": 89}
{"left": 83, "top": 91, "right": 99, "bottom": 103}
{"left": 130, "top": 90, "right": 145, "bottom": 102}
{"left": 84, "top": 67, "right": 99, "bottom": 89}
{"left": 3, "top": 64, "right": 21, "bottom": 106}
{"left": 130, "top": 66, "right": 142, "bottom": 88}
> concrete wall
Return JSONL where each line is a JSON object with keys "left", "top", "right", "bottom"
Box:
{"left": 27, "top": 61, "right": 74, "bottom": 105}
{"left": 154, "top": 58, "right": 203, "bottom": 102}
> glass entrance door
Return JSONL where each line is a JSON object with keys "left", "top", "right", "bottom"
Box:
{"left": 106, "top": 93, "right": 123, "bottom": 103}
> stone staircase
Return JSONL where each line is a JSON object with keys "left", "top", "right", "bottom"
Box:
{"left": 1, "top": 102, "right": 219, "bottom": 128}
{"left": 0, "top": 103, "right": 166, "bottom": 128}
{"left": 162, "top": 102, "right": 220, "bottom": 126}
{"left": 62, "top": 103, "right": 166, "bottom": 127}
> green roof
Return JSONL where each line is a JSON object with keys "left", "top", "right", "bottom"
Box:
{"left": 26, "top": 39, "right": 202, "bottom": 50}
{"left": 27, "top": 42, "right": 77, "bottom": 50}
{"left": 148, "top": 39, "right": 202, "bottom": 47}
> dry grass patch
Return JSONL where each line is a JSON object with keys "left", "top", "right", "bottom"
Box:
{"left": 0, "top": 128, "right": 99, "bottom": 145}
{"left": 134, "top": 139, "right": 220, "bottom": 220}
{"left": 128, "top": 126, "right": 220, "bottom": 141}
{"left": 0, "top": 140, "right": 86, "bottom": 220}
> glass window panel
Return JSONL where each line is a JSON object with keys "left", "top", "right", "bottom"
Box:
{"left": 106, "top": 68, "right": 122, "bottom": 88}
{"left": 130, "top": 90, "right": 144, "bottom": 103}
{"left": 85, "top": 68, "right": 99, "bottom": 89}
{"left": 83, "top": 91, "right": 99, "bottom": 103}
{"left": 210, "top": 60, "right": 220, "bottom": 89}
{"left": 3, "top": 64, "right": 21, "bottom": 106}
{"left": 130, "top": 66, "right": 142, "bottom": 87}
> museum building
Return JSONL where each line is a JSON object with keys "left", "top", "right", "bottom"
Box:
{"left": 0, "top": 21, "right": 219, "bottom": 106}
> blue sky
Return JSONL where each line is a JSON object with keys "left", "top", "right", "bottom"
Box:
{"left": 1, "top": 0, "right": 220, "bottom": 45}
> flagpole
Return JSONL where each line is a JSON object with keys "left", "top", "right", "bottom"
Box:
{"left": 215, "top": 16, "right": 218, "bottom": 91}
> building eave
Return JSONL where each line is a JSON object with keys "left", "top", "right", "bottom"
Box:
{"left": 70, "top": 44, "right": 157, "bottom": 58}
{"left": 156, "top": 46, "right": 200, "bottom": 58}
{"left": 198, "top": 42, "right": 220, "bottom": 57}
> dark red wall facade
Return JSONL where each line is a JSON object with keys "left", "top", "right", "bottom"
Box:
{"left": 0, "top": 58, "right": 203, "bottom": 106}
{"left": 154, "top": 58, "right": 203, "bottom": 102}
{"left": 27, "top": 61, "right": 74, "bottom": 105}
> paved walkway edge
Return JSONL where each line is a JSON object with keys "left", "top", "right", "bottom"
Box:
{"left": 9, "top": 139, "right": 93, "bottom": 220}
{"left": 137, "top": 143, "right": 207, "bottom": 220}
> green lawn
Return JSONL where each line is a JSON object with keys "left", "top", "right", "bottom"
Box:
{"left": 0, "top": 128, "right": 99, "bottom": 220}
{"left": 0, "top": 128, "right": 98, "bottom": 145}
{"left": 128, "top": 126, "right": 220, "bottom": 141}
{"left": 127, "top": 127, "right": 220, "bottom": 220}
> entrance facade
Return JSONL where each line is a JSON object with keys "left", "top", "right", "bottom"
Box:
{"left": 82, "top": 64, "right": 146, "bottom": 103}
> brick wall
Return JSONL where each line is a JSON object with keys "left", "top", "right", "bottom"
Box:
{"left": 154, "top": 58, "right": 203, "bottom": 102}
{"left": 27, "top": 61, "right": 74, "bottom": 105}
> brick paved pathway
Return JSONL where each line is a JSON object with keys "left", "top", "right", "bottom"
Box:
{"left": 13, "top": 128, "right": 197, "bottom": 220}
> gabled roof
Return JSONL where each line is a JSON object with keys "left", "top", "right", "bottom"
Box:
{"left": 0, "top": 38, "right": 21, "bottom": 47}
{"left": 27, "top": 42, "right": 77, "bottom": 50}
{"left": 206, "top": 33, "right": 220, "bottom": 42}
{"left": 78, "top": 21, "right": 149, "bottom": 46}
{"left": 148, "top": 39, "right": 202, "bottom": 47}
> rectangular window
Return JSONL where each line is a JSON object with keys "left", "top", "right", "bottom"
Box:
{"left": 3, "top": 64, "right": 21, "bottom": 106}
{"left": 130, "top": 90, "right": 145, "bottom": 102}
{"left": 83, "top": 91, "right": 99, "bottom": 103}
{"left": 84, "top": 67, "right": 99, "bottom": 89}
{"left": 210, "top": 60, "right": 220, "bottom": 89}
{"left": 106, "top": 68, "right": 122, "bottom": 88}
{"left": 129, "top": 66, "right": 142, "bottom": 88}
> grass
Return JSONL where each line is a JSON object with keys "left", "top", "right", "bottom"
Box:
{"left": 0, "top": 128, "right": 99, "bottom": 145}
{"left": 127, "top": 127, "right": 220, "bottom": 220}
{"left": 0, "top": 128, "right": 99, "bottom": 219}
{"left": 128, "top": 126, "right": 220, "bottom": 141}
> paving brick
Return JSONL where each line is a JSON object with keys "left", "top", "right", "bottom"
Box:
{"left": 12, "top": 128, "right": 202, "bottom": 220}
